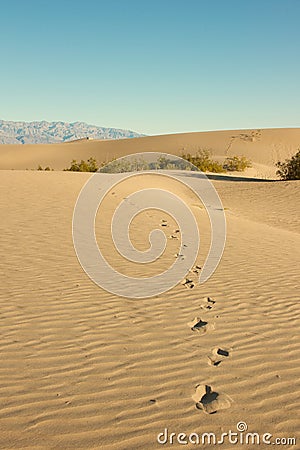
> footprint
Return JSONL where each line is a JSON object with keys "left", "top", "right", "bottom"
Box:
{"left": 189, "top": 264, "right": 202, "bottom": 274}
{"left": 181, "top": 278, "right": 195, "bottom": 289}
{"left": 208, "top": 347, "right": 230, "bottom": 366}
{"left": 192, "top": 384, "right": 232, "bottom": 414}
{"left": 187, "top": 317, "right": 215, "bottom": 334}
{"left": 174, "top": 253, "right": 185, "bottom": 260}
{"left": 200, "top": 297, "right": 216, "bottom": 311}
{"left": 169, "top": 234, "right": 179, "bottom": 239}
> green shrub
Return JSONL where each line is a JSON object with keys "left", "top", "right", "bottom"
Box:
{"left": 37, "top": 165, "right": 53, "bottom": 171}
{"left": 98, "top": 155, "right": 192, "bottom": 173}
{"left": 63, "top": 152, "right": 253, "bottom": 175}
{"left": 181, "top": 149, "right": 224, "bottom": 173}
{"left": 223, "top": 155, "right": 252, "bottom": 172}
{"left": 276, "top": 150, "right": 300, "bottom": 180}
{"left": 98, "top": 157, "right": 136, "bottom": 173}
{"left": 65, "top": 157, "right": 99, "bottom": 172}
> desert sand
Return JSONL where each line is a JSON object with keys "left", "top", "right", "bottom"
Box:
{"left": 0, "top": 129, "right": 299, "bottom": 449}
{"left": 0, "top": 127, "right": 300, "bottom": 178}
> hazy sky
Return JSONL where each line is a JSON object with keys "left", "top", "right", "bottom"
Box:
{"left": 1, "top": 0, "right": 299, "bottom": 135}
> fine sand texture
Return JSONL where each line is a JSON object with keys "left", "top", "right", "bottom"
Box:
{"left": 0, "top": 127, "right": 300, "bottom": 178}
{"left": 0, "top": 169, "right": 299, "bottom": 449}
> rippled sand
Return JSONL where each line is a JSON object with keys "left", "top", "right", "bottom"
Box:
{"left": 0, "top": 169, "right": 299, "bottom": 449}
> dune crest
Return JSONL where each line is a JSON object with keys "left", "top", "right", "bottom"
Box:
{"left": 1, "top": 127, "right": 299, "bottom": 178}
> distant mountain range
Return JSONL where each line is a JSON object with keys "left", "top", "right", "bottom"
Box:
{"left": 0, "top": 120, "right": 144, "bottom": 144}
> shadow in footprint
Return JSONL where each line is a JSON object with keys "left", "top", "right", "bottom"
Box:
{"left": 187, "top": 317, "right": 215, "bottom": 334}
{"left": 198, "top": 385, "right": 219, "bottom": 406}
{"left": 189, "top": 264, "right": 202, "bottom": 275}
{"left": 181, "top": 278, "right": 195, "bottom": 289}
{"left": 217, "top": 349, "right": 229, "bottom": 357}
{"left": 208, "top": 347, "right": 230, "bottom": 366}
{"left": 191, "top": 319, "right": 208, "bottom": 330}
{"left": 200, "top": 297, "right": 216, "bottom": 310}
{"left": 192, "top": 384, "right": 232, "bottom": 414}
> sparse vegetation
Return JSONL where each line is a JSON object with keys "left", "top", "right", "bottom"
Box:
{"left": 223, "top": 155, "right": 252, "bottom": 172}
{"left": 181, "top": 149, "right": 224, "bottom": 173}
{"left": 64, "top": 157, "right": 99, "bottom": 172}
{"left": 62, "top": 151, "right": 253, "bottom": 174}
{"left": 99, "top": 155, "right": 194, "bottom": 173}
{"left": 276, "top": 150, "right": 300, "bottom": 180}
{"left": 99, "top": 156, "right": 148, "bottom": 173}
{"left": 63, "top": 155, "right": 193, "bottom": 173}
{"left": 37, "top": 165, "right": 53, "bottom": 171}
{"left": 181, "top": 149, "right": 252, "bottom": 173}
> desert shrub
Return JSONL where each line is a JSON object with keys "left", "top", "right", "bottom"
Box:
{"left": 99, "top": 155, "right": 195, "bottom": 173}
{"left": 181, "top": 149, "right": 224, "bottom": 173}
{"left": 65, "top": 156, "right": 144, "bottom": 173}
{"left": 148, "top": 156, "right": 194, "bottom": 171}
{"left": 276, "top": 150, "right": 300, "bottom": 180}
{"left": 223, "top": 155, "right": 252, "bottom": 172}
{"left": 65, "top": 157, "right": 99, "bottom": 172}
{"left": 37, "top": 165, "right": 53, "bottom": 171}
{"left": 99, "top": 157, "right": 142, "bottom": 173}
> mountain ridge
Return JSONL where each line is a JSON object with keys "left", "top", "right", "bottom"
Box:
{"left": 0, "top": 120, "right": 144, "bottom": 144}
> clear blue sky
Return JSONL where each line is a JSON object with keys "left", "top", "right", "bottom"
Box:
{"left": 1, "top": 0, "right": 299, "bottom": 135}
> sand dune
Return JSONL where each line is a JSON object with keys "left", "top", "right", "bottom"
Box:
{"left": 0, "top": 127, "right": 299, "bottom": 178}
{"left": 0, "top": 169, "right": 299, "bottom": 449}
